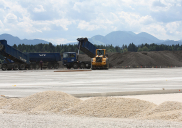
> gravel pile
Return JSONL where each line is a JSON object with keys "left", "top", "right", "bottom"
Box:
{"left": 64, "top": 97, "right": 156, "bottom": 118}
{"left": 1, "top": 91, "right": 182, "bottom": 122}
{"left": 136, "top": 101, "right": 182, "bottom": 121}
{"left": 108, "top": 51, "right": 182, "bottom": 67}
{"left": 7, "top": 91, "right": 81, "bottom": 113}
{"left": 0, "top": 97, "right": 18, "bottom": 109}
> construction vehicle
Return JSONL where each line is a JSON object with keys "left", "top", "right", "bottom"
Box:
{"left": 0, "top": 39, "right": 61, "bottom": 71}
{"left": 63, "top": 38, "right": 109, "bottom": 69}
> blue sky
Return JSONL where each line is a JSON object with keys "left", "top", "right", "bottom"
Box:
{"left": 0, "top": 0, "right": 182, "bottom": 44}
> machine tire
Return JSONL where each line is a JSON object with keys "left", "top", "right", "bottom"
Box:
{"left": 48, "top": 63, "right": 53, "bottom": 69}
{"left": 80, "top": 63, "right": 85, "bottom": 69}
{"left": 73, "top": 63, "right": 78, "bottom": 69}
{"left": 35, "top": 64, "right": 40, "bottom": 69}
{"left": 29, "top": 64, "right": 33, "bottom": 70}
{"left": 13, "top": 64, "right": 19, "bottom": 70}
{"left": 54, "top": 63, "right": 59, "bottom": 69}
{"left": 19, "top": 64, "right": 25, "bottom": 70}
{"left": 91, "top": 65, "right": 96, "bottom": 70}
{"left": 2, "top": 64, "right": 7, "bottom": 71}
{"left": 66, "top": 66, "right": 71, "bottom": 69}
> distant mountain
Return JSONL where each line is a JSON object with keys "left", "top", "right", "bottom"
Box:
{"left": 89, "top": 31, "right": 168, "bottom": 46}
{"left": 0, "top": 34, "right": 49, "bottom": 46}
{"left": 0, "top": 32, "right": 182, "bottom": 47}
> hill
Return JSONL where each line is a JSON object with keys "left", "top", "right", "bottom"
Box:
{"left": 0, "top": 32, "right": 182, "bottom": 46}
{"left": 0, "top": 34, "right": 49, "bottom": 46}
{"left": 90, "top": 31, "right": 167, "bottom": 46}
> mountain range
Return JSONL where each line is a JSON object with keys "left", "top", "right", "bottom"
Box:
{"left": 0, "top": 31, "right": 182, "bottom": 46}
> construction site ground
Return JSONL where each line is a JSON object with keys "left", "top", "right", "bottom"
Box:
{"left": 1, "top": 68, "right": 182, "bottom": 127}
{"left": 0, "top": 68, "right": 182, "bottom": 97}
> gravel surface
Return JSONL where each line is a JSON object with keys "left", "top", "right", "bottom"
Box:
{"left": 1, "top": 113, "right": 182, "bottom": 128}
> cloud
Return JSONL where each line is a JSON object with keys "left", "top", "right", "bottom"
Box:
{"left": 0, "top": 0, "right": 182, "bottom": 42}
{"left": 43, "top": 38, "right": 71, "bottom": 45}
{"left": 77, "top": 20, "right": 101, "bottom": 31}
{"left": 152, "top": 0, "right": 166, "bottom": 7}
{"left": 4, "top": 13, "right": 18, "bottom": 23}
{"left": 33, "top": 5, "right": 45, "bottom": 13}
{"left": 0, "top": 20, "right": 4, "bottom": 28}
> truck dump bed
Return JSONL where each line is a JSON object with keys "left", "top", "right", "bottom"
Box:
{"left": 0, "top": 40, "right": 30, "bottom": 64}
{"left": 77, "top": 38, "right": 97, "bottom": 58}
{"left": 29, "top": 53, "right": 61, "bottom": 62}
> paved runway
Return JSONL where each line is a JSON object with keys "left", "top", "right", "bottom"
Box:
{"left": 0, "top": 68, "right": 182, "bottom": 97}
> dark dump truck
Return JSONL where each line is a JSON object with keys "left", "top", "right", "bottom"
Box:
{"left": 0, "top": 39, "right": 61, "bottom": 71}
{"left": 62, "top": 38, "right": 97, "bottom": 69}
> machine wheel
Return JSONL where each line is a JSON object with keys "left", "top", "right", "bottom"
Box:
{"left": 13, "top": 64, "right": 19, "bottom": 70}
{"left": 35, "top": 64, "right": 40, "bottom": 69}
{"left": 91, "top": 65, "right": 96, "bottom": 70}
{"left": 66, "top": 66, "right": 71, "bottom": 69}
{"left": 2, "top": 64, "right": 7, "bottom": 71}
{"left": 48, "top": 63, "right": 53, "bottom": 69}
{"left": 54, "top": 63, "right": 59, "bottom": 69}
{"left": 73, "top": 63, "right": 78, "bottom": 69}
{"left": 80, "top": 63, "right": 85, "bottom": 69}
{"left": 29, "top": 64, "right": 33, "bottom": 70}
{"left": 19, "top": 64, "right": 25, "bottom": 70}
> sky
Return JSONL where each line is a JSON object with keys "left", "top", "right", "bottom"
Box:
{"left": 0, "top": 0, "right": 182, "bottom": 45}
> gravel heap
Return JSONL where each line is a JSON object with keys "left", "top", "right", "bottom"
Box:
{"left": 1, "top": 91, "right": 182, "bottom": 122}
{"left": 64, "top": 97, "right": 156, "bottom": 118}
{"left": 108, "top": 51, "right": 182, "bottom": 67}
{"left": 0, "top": 97, "right": 18, "bottom": 109}
{"left": 135, "top": 101, "right": 182, "bottom": 121}
{"left": 8, "top": 91, "right": 81, "bottom": 113}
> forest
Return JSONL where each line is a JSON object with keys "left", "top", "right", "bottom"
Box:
{"left": 0, "top": 42, "right": 182, "bottom": 63}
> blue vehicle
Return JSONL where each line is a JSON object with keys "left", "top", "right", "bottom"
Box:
{"left": 63, "top": 52, "right": 91, "bottom": 69}
{"left": 0, "top": 40, "right": 30, "bottom": 70}
{"left": 28, "top": 53, "right": 61, "bottom": 69}
{"left": 0, "top": 39, "right": 61, "bottom": 70}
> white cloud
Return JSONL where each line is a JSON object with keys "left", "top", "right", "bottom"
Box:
{"left": 43, "top": 38, "right": 71, "bottom": 45}
{"left": 0, "top": 0, "right": 182, "bottom": 42}
{"left": 0, "top": 20, "right": 4, "bottom": 28}
{"left": 139, "top": 15, "right": 155, "bottom": 25}
{"left": 4, "top": 13, "right": 18, "bottom": 23}
{"left": 166, "top": 21, "right": 181, "bottom": 34}
{"left": 33, "top": 5, "right": 45, "bottom": 13}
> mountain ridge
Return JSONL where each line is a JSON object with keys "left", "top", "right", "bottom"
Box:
{"left": 0, "top": 31, "right": 181, "bottom": 46}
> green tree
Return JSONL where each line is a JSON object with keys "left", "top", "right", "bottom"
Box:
{"left": 142, "top": 46, "right": 149, "bottom": 51}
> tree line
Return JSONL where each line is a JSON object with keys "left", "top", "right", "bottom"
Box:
{"left": 12, "top": 42, "right": 182, "bottom": 53}
{"left": 0, "top": 42, "right": 182, "bottom": 63}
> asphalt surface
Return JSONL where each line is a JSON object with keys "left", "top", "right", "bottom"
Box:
{"left": 0, "top": 68, "right": 182, "bottom": 97}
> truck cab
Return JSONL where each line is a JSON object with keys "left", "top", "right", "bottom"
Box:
{"left": 63, "top": 52, "right": 91, "bottom": 69}
{"left": 63, "top": 52, "right": 77, "bottom": 68}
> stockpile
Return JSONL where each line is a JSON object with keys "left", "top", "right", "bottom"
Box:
{"left": 3, "top": 91, "right": 81, "bottom": 113}
{"left": 1, "top": 91, "right": 182, "bottom": 122}
{"left": 76, "top": 51, "right": 182, "bottom": 67}
{"left": 135, "top": 101, "right": 182, "bottom": 121}
{"left": 64, "top": 97, "right": 156, "bottom": 118}
{"left": 108, "top": 51, "right": 182, "bottom": 67}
